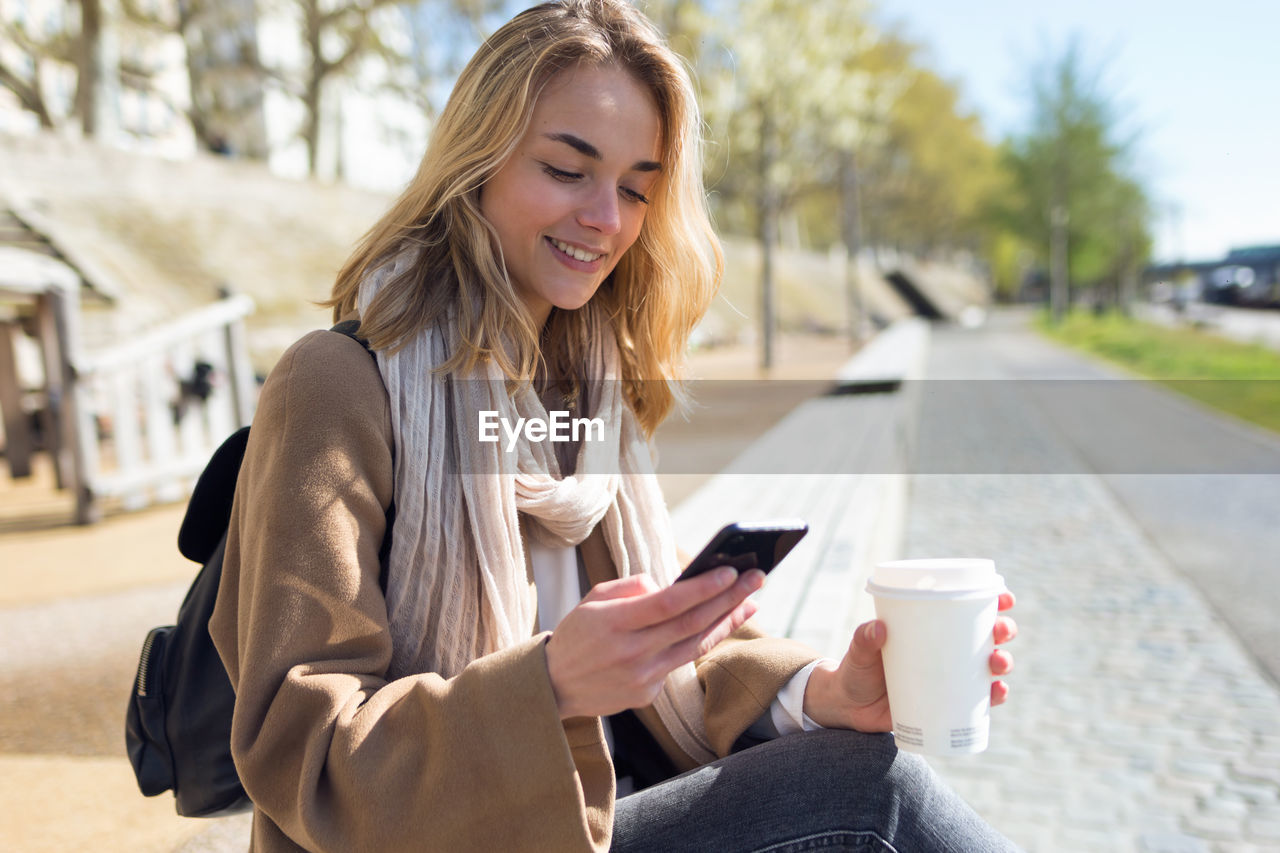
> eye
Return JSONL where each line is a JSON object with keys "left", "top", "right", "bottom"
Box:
{"left": 541, "top": 163, "right": 582, "bottom": 182}
{"left": 621, "top": 186, "right": 650, "bottom": 205}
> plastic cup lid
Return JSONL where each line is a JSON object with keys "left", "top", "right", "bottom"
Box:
{"left": 866, "top": 558, "right": 1005, "bottom": 600}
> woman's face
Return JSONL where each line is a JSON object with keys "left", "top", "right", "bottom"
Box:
{"left": 480, "top": 63, "right": 662, "bottom": 328}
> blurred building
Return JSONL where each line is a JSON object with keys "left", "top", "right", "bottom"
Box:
{"left": 1209, "top": 244, "right": 1280, "bottom": 306}
{"left": 1145, "top": 244, "right": 1280, "bottom": 308}
{"left": 0, "top": 0, "right": 427, "bottom": 189}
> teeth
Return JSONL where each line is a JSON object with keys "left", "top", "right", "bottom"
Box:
{"left": 551, "top": 238, "right": 602, "bottom": 262}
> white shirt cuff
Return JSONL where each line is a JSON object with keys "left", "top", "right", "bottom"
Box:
{"left": 769, "top": 658, "right": 833, "bottom": 736}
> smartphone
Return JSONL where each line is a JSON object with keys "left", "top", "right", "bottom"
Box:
{"left": 676, "top": 520, "right": 809, "bottom": 582}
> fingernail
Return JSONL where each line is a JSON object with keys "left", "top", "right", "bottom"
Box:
{"left": 717, "top": 568, "right": 739, "bottom": 587}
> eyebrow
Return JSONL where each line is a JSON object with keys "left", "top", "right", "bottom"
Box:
{"left": 544, "top": 132, "right": 661, "bottom": 172}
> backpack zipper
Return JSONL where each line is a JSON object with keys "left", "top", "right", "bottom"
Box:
{"left": 135, "top": 628, "right": 161, "bottom": 697}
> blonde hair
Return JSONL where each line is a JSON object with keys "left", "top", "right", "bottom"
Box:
{"left": 325, "top": 0, "right": 722, "bottom": 435}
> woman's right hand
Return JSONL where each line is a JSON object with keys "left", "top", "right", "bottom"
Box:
{"left": 544, "top": 568, "right": 765, "bottom": 719}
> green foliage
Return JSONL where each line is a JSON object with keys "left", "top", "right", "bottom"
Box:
{"left": 984, "top": 230, "right": 1031, "bottom": 300}
{"left": 697, "top": 0, "right": 875, "bottom": 209}
{"left": 687, "top": 0, "right": 1003, "bottom": 259}
{"left": 860, "top": 57, "right": 1002, "bottom": 254}
{"left": 1038, "top": 311, "right": 1280, "bottom": 433}
{"left": 998, "top": 40, "right": 1152, "bottom": 299}
{"left": 1042, "top": 311, "right": 1280, "bottom": 378}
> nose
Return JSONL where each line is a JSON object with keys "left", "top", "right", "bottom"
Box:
{"left": 577, "top": 184, "right": 622, "bottom": 235}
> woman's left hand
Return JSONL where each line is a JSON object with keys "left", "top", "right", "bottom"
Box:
{"left": 801, "top": 591, "right": 1018, "bottom": 733}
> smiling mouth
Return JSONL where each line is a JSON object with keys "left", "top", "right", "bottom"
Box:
{"left": 548, "top": 237, "right": 604, "bottom": 263}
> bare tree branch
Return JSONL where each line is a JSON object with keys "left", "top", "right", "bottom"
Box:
{"left": 0, "top": 61, "right": 55, "bottom": 127}
{"left": 117, "top": 0, "right": 178, "bottom": 32}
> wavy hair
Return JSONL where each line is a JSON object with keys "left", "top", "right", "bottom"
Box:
{"left": 325, "top": 0, "right": 722, "bottom": 435}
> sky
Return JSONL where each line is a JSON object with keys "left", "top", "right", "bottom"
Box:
{"left": 870, "top": 0, "right": 1279, "bottom": 263}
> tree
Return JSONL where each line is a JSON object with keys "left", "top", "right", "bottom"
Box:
{"left": 999, "top": 39, "right": 1151, "bottom": 319}
{"left": 74, "top": 0, "right": 117, "bottom": 137}
{"left": 861, "top": 63, "right": 1000, "bottom": 258}
{"left": 278, "top": 0, "right": 506, "bottom": 177}
{"left": 701, "top": 0, "right": 882, "bottom": 365}
{"left": 0, "top": 10, "right": 65, "bottom": 129}
{"left": 393, "top": 0, "right": 503, "bottom": 123}
{"left": 699, "top": 4, "right": 1007, "bottom": 350}
{"left": 819, "top": 31, "right": 914, "bottom": 342}
{"left": 118, "top": 0, "right": 270, "bottom": 157}
{"left": 1, "top": 0, "right": 119, "bottom": 137}
{"left": 286, "top": 0, "right": 402, "bottom": 176}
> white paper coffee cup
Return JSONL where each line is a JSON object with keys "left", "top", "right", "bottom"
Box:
{"left": 866, "top": 558, "right": 1006, "bottom": 756}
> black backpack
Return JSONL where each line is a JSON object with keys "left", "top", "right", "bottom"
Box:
{"left": 125, "top": 322, "right": 390, "bottom": 817}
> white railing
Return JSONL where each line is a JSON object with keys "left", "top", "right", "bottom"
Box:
{"left": 71, "top": 294, "right": 256, "bottom": 521}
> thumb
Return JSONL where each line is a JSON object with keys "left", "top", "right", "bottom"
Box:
{"left": 845, "top": 620, "right": 886, "bottom": 669}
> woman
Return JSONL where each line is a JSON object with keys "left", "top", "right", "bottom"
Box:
{"left": 211, "top": 1, "right": 1019, "bottom": 850}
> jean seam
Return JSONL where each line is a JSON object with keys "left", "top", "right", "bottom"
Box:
{"left": 749, "top": 829, "right": 900, "bottom": 853}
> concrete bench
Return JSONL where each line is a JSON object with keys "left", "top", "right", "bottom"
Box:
{"left": 833, "top": 317, "right": 930, "bottom": 393}
{"left": 670, "top": 319, "right": 931, "bottom": 658}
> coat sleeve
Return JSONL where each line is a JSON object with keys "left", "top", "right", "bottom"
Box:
{"left": 695, "top": 621, "right": 821, "bottom": 758}
{"left": 209, "top": 331, "right": 611, "bottom": 853}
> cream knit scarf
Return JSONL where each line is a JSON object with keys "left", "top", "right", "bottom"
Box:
{"left": 358, "top": 251, "right": 716, "bottom": 764}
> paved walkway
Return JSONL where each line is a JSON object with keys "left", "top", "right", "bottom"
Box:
{"left": 906, "top": 314, "right": 1280, "bottom": 852}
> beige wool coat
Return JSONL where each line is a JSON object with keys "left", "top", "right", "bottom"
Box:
{"left": 210, "top": 330, "right": 820, "bottom": 852}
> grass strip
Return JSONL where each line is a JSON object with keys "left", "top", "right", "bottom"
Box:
{"left": 1037, "top": 310, "right": 1280, "bottom": 435}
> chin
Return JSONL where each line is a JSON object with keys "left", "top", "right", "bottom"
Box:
{"left": 551, "top": 288, "right": 603, "bottom": 313}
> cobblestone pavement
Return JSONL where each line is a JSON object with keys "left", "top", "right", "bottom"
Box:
{"left": 903, "top": 314, "right": 1280, "bottom": 852}
{"left": 906, "top": 474, "right": 1280, "bottom": 852}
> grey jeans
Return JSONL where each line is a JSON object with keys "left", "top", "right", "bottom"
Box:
{"left": 611, "top": 729, "right": 1020, "bottom": 853}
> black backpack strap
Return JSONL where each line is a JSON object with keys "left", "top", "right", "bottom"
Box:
{"left": 178, "top": 426, "right": 251, "bottom": 564}
{"left": 330, "top": 318, "right": 368, "bottom": 349}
